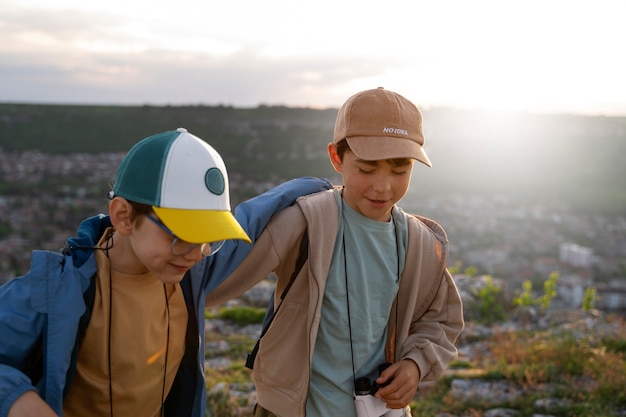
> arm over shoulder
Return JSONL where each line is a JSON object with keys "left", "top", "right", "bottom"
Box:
{"left": 202, "top": 178, "right": 327, "bottom": 298}
{"left": 205, "top": 204, "right": 307, "bottom": 306}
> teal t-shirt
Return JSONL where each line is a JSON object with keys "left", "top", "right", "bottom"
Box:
{"left": 306, "top": 191, "right": 407, "bottom": 417}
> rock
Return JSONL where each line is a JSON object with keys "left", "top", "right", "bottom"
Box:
{"left": 450, "top": 379, "right": 523, "bottom": 404}
{"left": 240, "top": 280, "right": 275, "bottom": 307}
{"left": 205, "top": 357, "right": 232, "bottom": 370}
{"left": 484, "top": 408, "right": 520, "bottom": 417}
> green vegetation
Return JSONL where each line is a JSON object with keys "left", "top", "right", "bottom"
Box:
{"left": 447, "top": 261, "right": 463, "bottom": 275}
{"left": 0, "top": 221, "right": 11, "bottom": 238}
{"left": 204, "top": 314, "right": 261, "bottom": 416}
{"left": 2, "top": 103, "right": 625, "bottom": 415}
{"left": 538, "top": 271, "right": 560, "bottom": 311}
{"left": 204, "top": 296, "right": 626, "bottom": 417}
{"left": 582, "top": 287, "right": 599, "bottom": 312}
{"left": 208, "top": 306, "right": 267, "bottom": 326}
{"left": 203, "top": 274, "right": 626, "bottom": 416}
{"left": 469, "top": 275, "right": 507, "bottom": 324}
{"left": 2, "top": 103, "right": 626, "bottom": 215}
{"left": 409, "top": 322, "right": 626, "bottom": 417}
{"left": 513, "top": 280, "right": 535, "bottom": 307}
{"left": 514, "top": 272, "right": 600, "bottom": 313}
{"left": 420, "top": 272, "right": 626, "bottom": 416}
{"left": 0, "top": 103, "right": 338, "bottom": 189}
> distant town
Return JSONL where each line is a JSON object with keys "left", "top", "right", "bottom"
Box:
{"left": 1, "top": 146, "right": 625, "bottom": 312}
{"left": 401, "top": 191, "right": 626, "bottom": 312}
{"left": 2, "top": 103, "right": 626, "bottom": 312}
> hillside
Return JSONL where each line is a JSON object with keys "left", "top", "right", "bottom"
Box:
{"left": 1, "top": 103, "right": 626, "bottom": 215}
{"left": 2, "top": 104, "right": 625, "bottom": 416}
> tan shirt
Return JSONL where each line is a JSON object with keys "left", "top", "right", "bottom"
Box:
{"left": 63, "top": 238, "right": 188, "bottom": 417}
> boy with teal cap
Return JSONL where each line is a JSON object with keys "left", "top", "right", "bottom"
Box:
{"left": 0, "top": 127, "right": 331, "bottom": 417}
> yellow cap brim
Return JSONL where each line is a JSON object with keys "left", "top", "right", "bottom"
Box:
{"left": 153, "top": 207, "right": 251, "bottom": 244}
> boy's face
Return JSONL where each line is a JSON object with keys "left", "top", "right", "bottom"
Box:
{"left": 129, "top": 214, "right": 205, "bottom": 284}
{"left": 329, "top": 144, "right": 414, "bottom": 222}
{"left": 109, "top": 198, "right": 205, "bottom": 284}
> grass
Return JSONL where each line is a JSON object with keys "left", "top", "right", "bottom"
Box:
{"left": 204, "top": 307, "right": 626, "bottom": 416}
{"left": 409, "top": 315, "right": 626, "bottom": 417}
{"left": 206, "top": 306, "right": 267, "bottom": 326}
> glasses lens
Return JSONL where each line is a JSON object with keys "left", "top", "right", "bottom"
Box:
{"left": 171, "top": 238, "right": 197, "bottom": 256}
{"left": 201, "top": 240, "right": 225, "bottom": 257}
{"left": 170, "top": 238, "right": 225, "bottom": 257}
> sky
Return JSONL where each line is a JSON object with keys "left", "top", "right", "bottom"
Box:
{"left": 1, "top": 0, "right": 626, "bottom": 116}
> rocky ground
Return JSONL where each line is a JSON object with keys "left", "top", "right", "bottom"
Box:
{"left": 204, "top": 279, "right": 626, "bottom": 417}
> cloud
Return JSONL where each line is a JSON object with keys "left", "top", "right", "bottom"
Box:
{"left": 2, "top": 0, "right": 626, "bottom": 115}
{"left": 0, "top": 42, "right": 400, "bottom": 107}
{"left": 0, "top": 0, "right": 412, "bottom": 107}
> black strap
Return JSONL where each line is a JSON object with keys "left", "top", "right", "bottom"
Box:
{"left": 246, "top": 232, "right": 309, "bottom": 370}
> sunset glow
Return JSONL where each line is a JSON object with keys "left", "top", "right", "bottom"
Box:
{"left": 1, "top": 0, "right": 625, "bottom": 115}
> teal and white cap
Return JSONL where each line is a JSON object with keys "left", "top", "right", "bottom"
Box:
{"left": 111, "top": 127, "right": 250, "bottom": 244}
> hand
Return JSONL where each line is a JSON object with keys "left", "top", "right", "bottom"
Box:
{"left": 374, "top": 359, "right": 420, "bottom": 409}
{"left": 8, "top": 391, "right": 58, "bottom": 417}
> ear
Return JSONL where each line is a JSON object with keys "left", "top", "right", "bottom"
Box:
{"left": 327, "top": 143, "right": 343, "bottom": 173}
{"left": 109, "top": 197, "right": 134, "bottom": 236}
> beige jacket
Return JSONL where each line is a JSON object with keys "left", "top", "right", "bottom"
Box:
{"left": 207, "top": 190, "right": 464, "bottom": 417}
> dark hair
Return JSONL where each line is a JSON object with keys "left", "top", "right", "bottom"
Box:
{"left": 107, "top": 184, "right": 153, "bottom": 223}
{"left": 128, "top": 200, "right": 153, "bottom": 223}
{"left": 335, "top": 139, "right": 350, "bottom": 160}
{"left": 335, "top": 139, "right": 412, "bottom": 167}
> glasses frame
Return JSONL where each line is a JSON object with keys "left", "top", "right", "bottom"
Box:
{"left": 144, "top": 213, "right": 224, "bottom": 257}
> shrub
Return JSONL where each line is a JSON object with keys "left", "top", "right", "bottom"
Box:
{"left": 581, "top": 287, "right": 599, "bottom": 311}
{"left": 512, "top": 271, "right": 561, "bottom": 312}
{"left": 206, "top": 388, "right": 241, "bottom": 417}
{"left": 469, "top": 275, "right": 507, "bottom": 324}
{"left": 213, "top": 306, "right": 267, "bottom": 326}
{"left": 538, "top": 271, "right": 559, "bottom": 311}
{"left": 513, "top": 280, "right": 535, "bottom": 307}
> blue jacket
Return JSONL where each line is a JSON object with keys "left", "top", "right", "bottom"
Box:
{"left": 0, "top": 177, "right": 332, "bottom": 417}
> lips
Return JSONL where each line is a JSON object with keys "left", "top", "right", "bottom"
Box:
{"left": 368, "top": 198, "right": 388, "bottom": 207}
{"left": 170, "top": 263, "right": 192, "bottom": 273}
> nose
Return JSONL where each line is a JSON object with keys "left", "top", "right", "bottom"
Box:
{"left": 371, "top": 174, "right": 392, "bottom": 194}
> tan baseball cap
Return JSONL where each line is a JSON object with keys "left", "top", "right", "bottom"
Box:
{"left": 333, "top": 87, "right": 432, "bottom": 167}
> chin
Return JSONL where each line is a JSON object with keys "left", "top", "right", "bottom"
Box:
{"left": 156, "top": 274, "right": 186, "bottom": 285}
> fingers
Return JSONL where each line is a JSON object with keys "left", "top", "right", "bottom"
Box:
{"left": 374, "top": 360, "right": 420, "bottom": 408}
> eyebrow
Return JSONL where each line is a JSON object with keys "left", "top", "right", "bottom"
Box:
{"left": 355, "top": 159, "right": 379, "bottom": 166}
{"left": 355, "top": 158, "right": 412, "bottom": 167}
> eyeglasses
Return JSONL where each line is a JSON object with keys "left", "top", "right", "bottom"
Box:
{"left": 144, "top": 213, "right": 224, "bottom": 257}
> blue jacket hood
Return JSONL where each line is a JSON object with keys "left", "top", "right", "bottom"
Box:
{"left": 63, "top": 214, "right": 112, "bottom": 267}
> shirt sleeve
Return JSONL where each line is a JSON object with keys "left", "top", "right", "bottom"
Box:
{"left": 200, "top": 177, "right": 331, "bottom": 294}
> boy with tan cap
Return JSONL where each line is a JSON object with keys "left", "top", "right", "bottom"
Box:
{"left": 0, "top": 128, "right": 331, "bottom": 417}
{"left": 207, "top": 88, "right": 465, "bottom": 416}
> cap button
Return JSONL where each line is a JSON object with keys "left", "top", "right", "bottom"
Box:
{"left": 176, "top": 127, "right": 188, "bottom": 133}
